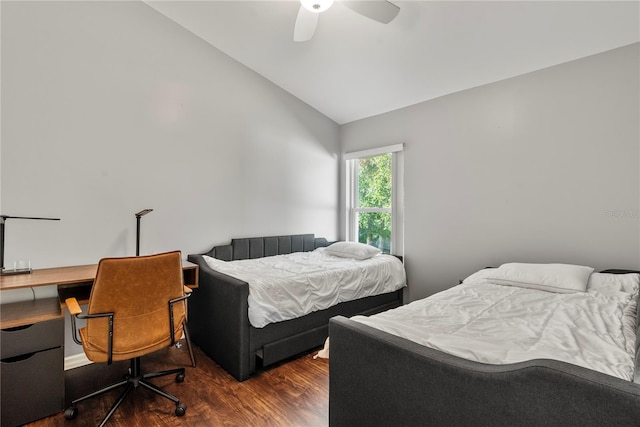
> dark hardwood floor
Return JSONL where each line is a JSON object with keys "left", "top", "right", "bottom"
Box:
{"left": 25, "top": 342, "right": 329, "bottom": 427}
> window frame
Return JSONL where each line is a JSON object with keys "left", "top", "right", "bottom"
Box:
{"left": 344, "top": 144, "right": 404, "bottom": 255}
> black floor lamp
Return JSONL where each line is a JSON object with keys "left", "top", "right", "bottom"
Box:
{"left": 1, "top": 215, "right": 61, "bottom": 275}
{"left": 134, "top": 208, "right": 196, "bottom": 367}
{"left": 135, "top": 209, "right": 153, "bottom": 256}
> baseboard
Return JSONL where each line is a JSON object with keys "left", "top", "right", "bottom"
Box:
{"left": 65, "top": 353, "right": 93, "bottom": 370}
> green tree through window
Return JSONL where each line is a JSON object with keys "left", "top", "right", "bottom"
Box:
{"left": 357, "top": 153, "right": 392, "bottom": 253}
{"left": 346, "top": 143, "right": 403, "bottom": 256}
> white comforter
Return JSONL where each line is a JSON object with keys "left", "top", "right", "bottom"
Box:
{"left": 352, "top": 270, "right": 639, "bottom": 381}
{"left": 203, "top": 247, "right": 406, "bottom": 328}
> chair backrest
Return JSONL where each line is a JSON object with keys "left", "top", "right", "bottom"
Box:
{"left": 83, "top": 251, "right": 186, "bottom": 361}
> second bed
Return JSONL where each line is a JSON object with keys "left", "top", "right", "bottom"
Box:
{"left": 330, "top": 263, "right": 640, "bottom": 426}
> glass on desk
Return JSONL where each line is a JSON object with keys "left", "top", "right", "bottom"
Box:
{"left": 13, "top": 259, "right": 31, "bottom": 272}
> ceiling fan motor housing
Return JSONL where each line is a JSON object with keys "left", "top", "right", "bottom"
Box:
{"left": 300, "top": 0, "right": 334, "bottom": 13}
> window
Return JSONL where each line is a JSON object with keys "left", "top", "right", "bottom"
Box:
{"left": 345, "top": 144, "right": 404, "bottom": 255}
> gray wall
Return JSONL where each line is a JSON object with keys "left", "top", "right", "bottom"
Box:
{"left": 1, "top": 1, "right": 340, "bottom": 274}
{"left": 341, "top": 43, "right": 640, "bottom": 301}
{"left": 0, "top": 1, "right": 340, "bottom": 358}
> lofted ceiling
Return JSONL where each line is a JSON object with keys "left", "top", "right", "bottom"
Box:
{"left": 145, "top": 1, "right": 640, "bottom": 125}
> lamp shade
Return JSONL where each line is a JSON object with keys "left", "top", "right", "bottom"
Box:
{"left": 300, "top": 0, "right": 334, "bottom": 13}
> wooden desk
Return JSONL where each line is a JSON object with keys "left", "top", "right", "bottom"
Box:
{"left": 0, "top": 261, "right": 199, "bottom": 328}
{"left": 0, "top": 261, "right": 198, "bottom": 426}
{"left": 1, "top": 264, "right": 100, "bottom": 291}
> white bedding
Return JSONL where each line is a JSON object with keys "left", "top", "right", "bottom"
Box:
{"left": 203, "top": 247, "right": 406, "bottom": 328}
{"left": 352, "top": 269, "right": 639, "bottom": 381}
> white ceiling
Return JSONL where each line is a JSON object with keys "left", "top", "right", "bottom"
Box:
{"left": 145, "top": 1, "right": 640, "bottom": 125}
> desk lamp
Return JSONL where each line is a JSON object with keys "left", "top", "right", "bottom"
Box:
{"left": 135, "top": 209, "right": 153, "bottom": 256}
{"left": 0, "top": 215, "right": 61, "bottom": 275}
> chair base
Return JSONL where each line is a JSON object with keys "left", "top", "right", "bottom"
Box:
{"left": 65, "top": 357, "right": 186, "bottom": 426}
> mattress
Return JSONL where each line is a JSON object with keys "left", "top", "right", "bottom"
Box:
{"left": 352, "top": 268, "right": 639, "bottom": 381}
{"left": 203, "top": 247, "right": 406, "bottom": 328}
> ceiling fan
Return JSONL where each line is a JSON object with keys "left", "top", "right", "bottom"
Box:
{"left": 294, "top": 0, "right": 400, "bottom": 42}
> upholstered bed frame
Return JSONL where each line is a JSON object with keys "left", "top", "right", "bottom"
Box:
{"left": 329, "top": 269, "right": 640, "bottom": 426}
{"left": 187, "top": 234, "right": 403, "bottom": 381}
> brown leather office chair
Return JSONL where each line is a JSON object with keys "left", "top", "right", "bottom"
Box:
{"left": 64, "top": 251, "right": 191, "bottom": 426}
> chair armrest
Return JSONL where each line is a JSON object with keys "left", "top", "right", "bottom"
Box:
{"left": 65, "top": 298, "right": 114, "bottom": 362}
{"left": 66, "top": 296, "right": 84, "bottom": 346}
{"left": 169, "top": 291, "right": 191, "bottom": 346}
{"left": 66, "top": 297, "right": 83, "bottom": 316}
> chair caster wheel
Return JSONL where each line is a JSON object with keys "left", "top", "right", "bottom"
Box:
{"left": 64, "top": 406, "right": 78, "bottom": 420}
{"left": 175, "top": 402, "right": 187, "bottom": 417}
{"left": 176, "top": 372, "right": 185, "bottom": 383}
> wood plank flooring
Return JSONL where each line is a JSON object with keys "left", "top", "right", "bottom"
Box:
{"left": 25, "top": 343, "right": 329, "bottom": 427}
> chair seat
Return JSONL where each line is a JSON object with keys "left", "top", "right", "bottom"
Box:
{"left": 79, "top": 324, "right": 184, "bottom": 363}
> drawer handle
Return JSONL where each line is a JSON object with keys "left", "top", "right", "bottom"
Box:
{"left": 1, "top": 324, "right": 34, "bottom": 332}
{"left": 1, "top": 352, "right": 36, "bottom": 363}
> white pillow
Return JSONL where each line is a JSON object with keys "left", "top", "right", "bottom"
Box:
{"left": 486, "top": 262, "right": 594, "bottom": 293}
{"left": 587, "top": 272, "right": 640, "bottom": 295}
{"left": 462, "top": 267, "right": 498, "bottom": 284}
{"left": 324, "top": 241, "right": 381, "bottom": 260}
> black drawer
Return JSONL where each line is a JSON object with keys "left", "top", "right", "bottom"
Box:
{"left": 261, "top": 324, "right": 328, "bottom": 366}
{"left": 1, "top": 346, "right": 65, "bottom": 427}
{"left": 0, "top": 317, "right": 64, "bottom": 359}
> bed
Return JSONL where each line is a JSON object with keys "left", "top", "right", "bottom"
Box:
{"left": 187, "top": 233, "right": 405, "bottom": 381}
{"left": 329, "top": 264, "right": 640, "bottom": 427}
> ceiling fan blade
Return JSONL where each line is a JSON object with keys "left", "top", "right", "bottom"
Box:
{"left": 294, "top": 6, "right": 319, "bottom": 42}
{"left": 342, "top": 1, "right": 400, "bottom": 24}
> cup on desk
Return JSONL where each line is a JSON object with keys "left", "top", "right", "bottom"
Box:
{"left": 14, "top": 260, "right": 31, "bottom": 272}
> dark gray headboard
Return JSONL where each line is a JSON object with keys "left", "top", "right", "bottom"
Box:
{"left": 202, "top": 234, "right": 332, "bottom": 261}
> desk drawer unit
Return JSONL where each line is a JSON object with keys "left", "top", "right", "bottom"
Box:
{"left": 1, "top": 317, "right": 65, "bottom": 427}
